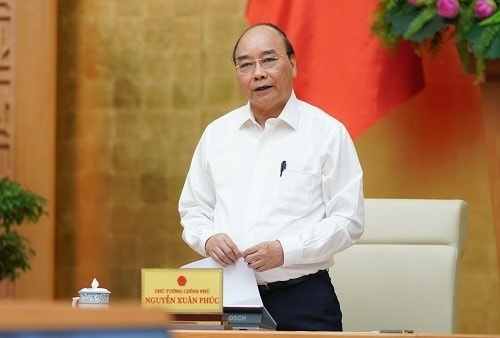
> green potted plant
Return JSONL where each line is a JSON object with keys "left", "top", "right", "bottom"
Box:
{"left": 372, "top": 0, "right": 500, "bottom": 80}
{"left": 0, "top": 177, "right": 47, "bottom": 282}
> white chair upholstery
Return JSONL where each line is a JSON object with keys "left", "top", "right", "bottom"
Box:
{"left": 330, "top": 198, "right": 467, "bottom": 334}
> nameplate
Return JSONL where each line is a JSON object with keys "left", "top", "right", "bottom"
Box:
{"left": 141, "top": 268, "right": 223, "bottom": 313}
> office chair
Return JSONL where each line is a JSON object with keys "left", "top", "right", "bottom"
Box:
{"left": 330, "top": 198, "right": 467, "bottom": 333}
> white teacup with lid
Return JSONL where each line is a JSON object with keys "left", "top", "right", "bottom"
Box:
{"left": 72, "top": 278, "right": 111, "bottom": 309}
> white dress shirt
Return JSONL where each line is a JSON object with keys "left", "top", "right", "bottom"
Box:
{"left": 179, "top": 92, "right": 364, "bottom": 284}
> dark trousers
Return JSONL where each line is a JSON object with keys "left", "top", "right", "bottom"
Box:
{"left": 258, "top": 270, "right": 342, "bottom": 331}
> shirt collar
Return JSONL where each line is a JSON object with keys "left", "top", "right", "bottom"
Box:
{"left": 237, "top": 91, "right": 299, "bottom": 130}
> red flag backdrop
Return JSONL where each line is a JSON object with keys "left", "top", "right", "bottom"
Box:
{"left": 246, "top": 0, "right": 425, "bottom": 138}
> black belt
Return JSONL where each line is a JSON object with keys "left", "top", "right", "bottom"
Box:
{"left": 258, "top": 270, "right": 327, "bottom": 293}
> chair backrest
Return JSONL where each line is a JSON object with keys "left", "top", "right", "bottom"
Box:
{"left": 330, "top": 198, "right": 467, "bottom": 334}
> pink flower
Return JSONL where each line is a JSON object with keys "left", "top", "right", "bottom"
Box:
{"left": 475, "top": 0, "right": 498, "bottom": 19}
{"left": 437, "top": 0, "right": 460, "bottom": 18}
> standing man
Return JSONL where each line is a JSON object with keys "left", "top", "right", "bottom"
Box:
{"left": 179, "top": 23, "right": 364, "bottom": 331}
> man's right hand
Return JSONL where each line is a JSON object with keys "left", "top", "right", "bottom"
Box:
{"left": 205, "top": 233, "right": 242, "bottom": 267}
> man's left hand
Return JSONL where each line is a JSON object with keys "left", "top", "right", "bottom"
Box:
{"left": 242, "top": 240, "right": 284, "bottom": 272}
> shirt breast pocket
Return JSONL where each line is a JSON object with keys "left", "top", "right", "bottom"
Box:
{"left": 274, "top": 169, "right": 313, "bottom": 216}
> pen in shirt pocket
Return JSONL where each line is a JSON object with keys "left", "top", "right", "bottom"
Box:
{"left": 280, "top": 160, "right": 287, "bottom": 177}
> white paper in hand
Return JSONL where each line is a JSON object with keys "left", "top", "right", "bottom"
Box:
{"left": 182, "top": 257, "right": 263, "bottom": 308}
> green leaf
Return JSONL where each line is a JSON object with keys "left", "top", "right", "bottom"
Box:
{"left": 480, "top": 10, "right": 500, "bottom": 26}
{"left": 486, "top": 30, "right": 500, "bottom": 58}
{"left": 386, "top": 1, "right": 418, "bottom": 37}
{"left": 411, "top": 14, "right": 449, "bottom": 42}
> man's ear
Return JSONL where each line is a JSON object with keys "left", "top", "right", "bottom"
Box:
{"left": 289, "top": 54, "right": 297, "bottom": 77}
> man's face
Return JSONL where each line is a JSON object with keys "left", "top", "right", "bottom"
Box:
{"left": 234, "top": 26, "right": 297, "bottom": 117}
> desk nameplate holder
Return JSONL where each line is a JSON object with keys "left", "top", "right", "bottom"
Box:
{"left": 141, "top": 268, "right": 223, "bottom": 324}
{"left": 141, "top": 268, "right": 275, "bottom": 330}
